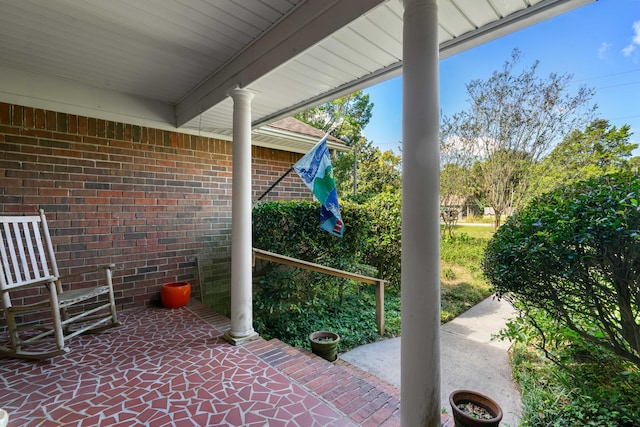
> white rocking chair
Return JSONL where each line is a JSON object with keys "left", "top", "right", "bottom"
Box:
{"left": 0, "top": 210, "right": 119, "bottom": 359}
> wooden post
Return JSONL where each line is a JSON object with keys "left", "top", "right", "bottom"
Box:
{"left": 375, "top": 280, "right": 385, "bottom": 336}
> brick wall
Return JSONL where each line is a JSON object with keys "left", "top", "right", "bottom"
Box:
{"left": 0, "top": 102, "right": 311, "bottom": 320}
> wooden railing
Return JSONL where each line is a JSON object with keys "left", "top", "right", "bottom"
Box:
{"left": 252, "top": 248, "right": 385, "bottom": 336}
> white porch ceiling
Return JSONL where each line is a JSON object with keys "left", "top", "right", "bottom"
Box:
{"left": 0, "top": 0, "right": 593, "bottom": 148}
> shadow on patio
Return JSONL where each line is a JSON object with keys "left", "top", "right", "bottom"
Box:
{"left": 1, "top": 301, "right": 455, "bottom": 426}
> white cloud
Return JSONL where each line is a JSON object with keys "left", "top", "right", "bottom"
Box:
{"left": 622, "top": 44, "right": 636, "bottom": 57}
{"left": 633, "top": 20, "right": 640, "bottom": 45}
{"left": 598, "top": 42, "right": 612, "bottom": 59}
{"left": 622, "top": 20, "right": 640, "bottom": 60}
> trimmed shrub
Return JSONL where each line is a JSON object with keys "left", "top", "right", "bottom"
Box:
{"left": 253, "top": 200, "right": 370, "bottom": 269}
{"left": 483, "top": 172, "right": 640, "bottom": 368}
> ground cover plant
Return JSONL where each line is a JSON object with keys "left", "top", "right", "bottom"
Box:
{"left": 254, "top": 280, "right": 402, "bottom": 351}
{"left": 506, "top": 316, "right": 640, "bottom": 426}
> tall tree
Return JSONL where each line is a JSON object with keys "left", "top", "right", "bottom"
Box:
{"left": 442, "top": 49, "right": 595, "bottom": 229}
{"left": 439, "top": 128, "right": 474, "bottom": 237}
{"left": 297, "top": 91, "right": 393, "bottom": 199}
{"left": 537, "top": 119, "right": 637, "bottom": 194}
{"left": 295, "top": 91, "right": 373, "bottom": 146}
{"left": 333, "top": 139, "right": 401, "bottom": 200}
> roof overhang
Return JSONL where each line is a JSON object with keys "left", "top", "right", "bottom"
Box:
{"left": 0, "top": 0, "right": 595, "bottom": 148}
{"left": 254, "top": 118, "right": 349, "bottom": 154}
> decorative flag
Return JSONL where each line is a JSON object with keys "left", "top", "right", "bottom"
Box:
{"left": 293, "top": 137, "right": 344, "bottom": 237}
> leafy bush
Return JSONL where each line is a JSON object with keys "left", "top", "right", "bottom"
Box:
{"left": 362, "top": 192, "right": 402, "bottom": 291}
{"left": 484, "top": 172, "right": 640, "bottom": 367}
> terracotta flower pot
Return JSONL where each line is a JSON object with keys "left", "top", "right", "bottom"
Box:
{"left": 449, "top": 389, "right": 503, "bottom": 427}
{"left": 161, "top": 282, "right": 191, "bottom": 308}
{"left": 309, "top": 331, "right": 340, "bottom": 362}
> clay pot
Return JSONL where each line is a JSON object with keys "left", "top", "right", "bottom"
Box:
{"left": 160, "top": 282, "right": 191, "bottom": 308}
{"left": 449, "top": 389, "right": 503, "bottom": 427}
{"left": 309, "top": 331, "right": 340, "bottom": 362}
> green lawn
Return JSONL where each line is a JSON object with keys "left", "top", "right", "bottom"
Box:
{"left": 453, "top": 224, "right": 495, "bottom": 239}
{"left": 439, "top": 225, "right": 495, "bottom": 322}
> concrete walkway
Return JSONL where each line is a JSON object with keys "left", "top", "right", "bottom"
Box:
{"left": 341, "top": 296, "right": 523, "bottom": 427}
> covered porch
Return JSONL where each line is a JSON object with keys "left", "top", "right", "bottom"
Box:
{"left": 1, "top": 302, "right": 444, "bottom": 426}
{"left": 0, "top": 1, "right": 594, "bottom": 425}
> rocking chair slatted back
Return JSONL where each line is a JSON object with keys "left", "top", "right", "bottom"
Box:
{"left": 0, "top": 210, "right": 119, "bottom": 360}
{"left": 0, "top": 214, "right": 57, "bottom": 292}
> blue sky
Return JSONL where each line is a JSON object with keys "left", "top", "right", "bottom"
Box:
{"left": 362, "top": 0, "right": 640, "bottom": 154}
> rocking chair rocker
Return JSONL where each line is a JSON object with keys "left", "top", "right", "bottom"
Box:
{"left": 0, "top": 210, "right": 119, "bottom": 359}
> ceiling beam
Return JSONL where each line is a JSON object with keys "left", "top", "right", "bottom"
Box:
{"left": 175, "top": 0, "right": 387, "bottom": 127}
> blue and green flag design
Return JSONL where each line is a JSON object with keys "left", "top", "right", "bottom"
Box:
{"left": 293, "top": 137, "right": 344, "bottom": 237}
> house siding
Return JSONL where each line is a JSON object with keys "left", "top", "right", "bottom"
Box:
{"left": 0, "top": 102, "right": 311, "bottom": 323}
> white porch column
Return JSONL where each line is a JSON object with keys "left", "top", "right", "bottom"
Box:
{"left": 224, "top": 88, "right": 259, "bottom": 345}
{"left": 401, "top": 0, "right": 441, "bottom": 426}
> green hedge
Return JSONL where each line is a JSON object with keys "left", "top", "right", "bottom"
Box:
{"left": 253, "top": 200, "right": 370, "bottom": 269}
{"left": 253, "top": 196, "right": 402, "bottom": 289}
{"left": 361, "top": 192, "right": 402, "bottom": 291}
{"left": 252, "top": 200, "right": 372, "bottom": 312}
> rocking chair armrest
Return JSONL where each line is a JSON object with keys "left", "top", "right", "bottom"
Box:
{"left": 58, "top": 264, "right": 117, "bottom": 281}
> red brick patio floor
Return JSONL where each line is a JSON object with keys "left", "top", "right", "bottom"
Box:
{"left": 1, "top": 301, "right": 453, "bottom": 426}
